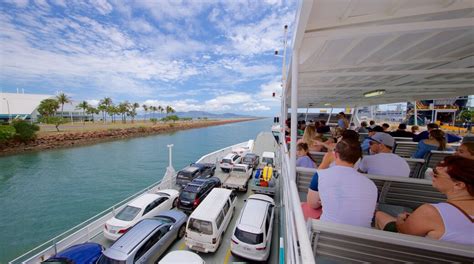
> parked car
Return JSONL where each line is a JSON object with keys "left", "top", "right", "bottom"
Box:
{"left": 259, "top": 151, "right": 275, "bottom": 168}
{"left": 220, "top": 153, "right": 241, "bottom": 172}
{"left": 98, "top": 210, "right": 187, "bottom": 264}
{"left": 103, "top": 189, "right": 179, "bottom": 241}
{"left": 231, "top": 194, "right": 275, "bottom": 262}
{"left": 41, "top": 242, "right": 103, "bottom": 264}
{"left": 159, "top": 250, "right": 205, "bottom": 264}
{"left": 177, "top": 177, "right": 221, "bottom": 213}
{"left": 241, "top": 153, "right": 259, "bottom": 170}
{"left": 186, "top": 188, "right": 237, "bottom": 253}
{"left": 176, "top": 163, "right": 216, "bottom": 187}
{"left": 222, "top": 164, "right": 253, "bottom": 192}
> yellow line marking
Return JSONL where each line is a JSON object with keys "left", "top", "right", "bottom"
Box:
{"left": 179, "top": 241, "right": 186, "bottom": 250}
{"left": 224, "top": 247, "right": 232, "bottom": 264}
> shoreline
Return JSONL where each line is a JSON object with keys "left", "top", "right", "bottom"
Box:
{"left": 0, "top": 118, "right": 261, "bottom": 157}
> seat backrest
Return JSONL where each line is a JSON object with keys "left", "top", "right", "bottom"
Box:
{"left": 296, "top": 167, "right": 316, "bottom": 193}
{"left": 308, "top": 151, "right": 325, "bottom": 167}
{"left": 393, "top": 142, "right": 418, "bottom": 158}
{"left": 308, "top": 220, "right": 473, "bottom": 263}
{"left": 425, "top": 150, "right": 455, "bottom": 169}
{"left": 394, "top": 137, "right": 413, "bottom": 142}
{"left": 368, "top": 175, "right": 445, "bottom": 210}
{"left": 404, "top": 158, "right": 425, "bottom": 178}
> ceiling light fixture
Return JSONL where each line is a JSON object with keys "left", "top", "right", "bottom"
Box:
{"left": 324, "top": 103, "right": 332, "bottom": 106}
{"left": 363, "top": 89, "right": 386, "bottom": 98}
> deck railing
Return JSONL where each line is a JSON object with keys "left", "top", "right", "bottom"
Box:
{"left": 280, "top": 141, "right": 315, "bottom": 264}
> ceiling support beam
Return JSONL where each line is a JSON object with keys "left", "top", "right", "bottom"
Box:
{"left": 301, "top": 68, "right": 473, "bottom": 78}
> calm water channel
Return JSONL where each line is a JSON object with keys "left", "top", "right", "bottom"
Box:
{"left": 0, "top": 118, "right": 272, "bottom": 263}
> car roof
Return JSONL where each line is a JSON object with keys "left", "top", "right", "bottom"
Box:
{"left": 108, "top": 218, "right": 165, "bottom": 255}
{"left": 262, "top": 152, "right": 275, "bottom": 158}
{"left": 190, "top": 188, "right": 232, "bottom": 220}
{"left": 128, "top": 193, "right": 161, "bottom": 208}
{"left": 159, "top": 250, "right": 203, "bottom": 264}
{"left": 224, "top": 153, "right": 238, "bottom": 158}
{"left": 244, "top": 153, "right": 257, "bottom": 157}
{"left": 182, "top": 167, "right": 199, "bottom": 173}
{"left": 238, "top": 198, "right": 270, "bottom": 232}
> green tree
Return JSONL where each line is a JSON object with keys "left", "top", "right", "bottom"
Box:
{"left": 99, "top": 97, "right": 112, "bottom": 123}
{"left": 37, "top": 99, "right": 60, "bottom": 117}
{"left": 150, "top": 106, "right": 157, "bottom": 119}
{"left": 40, "top": 116, "right": 67, "bottom": 132}
{"left": 118, "top": 101, "right": 130, "bottom": 123}
{"left": 165, "top": 105, "right": 175, "bottom": 117}
{"left": 56, "top": 92, "right": 71, "bottom": 117}
{"left": 86, "top": 106, "right": 99, "bottom": 123}
{"left": 130, "top": 102, "right": 140, "bottom": 123}
{"left": 158, "top": 105, "right": 164, "bottom": 117}
{"left": 0, "top": 125, "right": 16, "bottom": 143}
{"left": 76, "top": 101, "right": 89, "bottom": 124}
{"left": 142, "top": 104, "right": 148, "bottom": 122}
{"left": 12, "top": 120, "right": 39, "bottom": 142}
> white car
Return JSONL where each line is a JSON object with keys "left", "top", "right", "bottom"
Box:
{"left": 103, "top": 189, "right": 179, "bottom": 241}
{"left": 159, "top": 250, "right": 205, "bottom": 264}
{"left": 230, "top": 194, "right": 275, "bottom": 261}
{"left": 220, "top": 153, "right": 241, "bottom": 172}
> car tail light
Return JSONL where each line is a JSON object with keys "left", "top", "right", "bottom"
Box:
{"left": 118, "top": 228, "right": 128, "bottom": 234}
{"left": 231, "top": 238, "right": 239, "bottom": 244}
{"left": 256, "top": 246, "right": 266, "bottom": 250}
{"left": 193, "top": 198, "right": 200, "bottom": 207}
{"left": 212, "top": 238, "right": 217, "bottom": 244}
{"left": 104, "top": 224, "right": 108, "bottom": 231}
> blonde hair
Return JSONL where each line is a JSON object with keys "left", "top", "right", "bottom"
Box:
{"left": 302, "top": 124, "right": 316, "bottom": 145}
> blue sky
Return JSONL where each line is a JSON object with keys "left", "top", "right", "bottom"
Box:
{"left": 0, "top": 0, "right": 296, "bottom": 116}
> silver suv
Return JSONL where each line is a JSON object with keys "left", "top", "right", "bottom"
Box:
{"left": 220, "top": 153, "right": 241, "bottom": 172}
{"left": 97, "top": 210, "right": 187, "bottom": 264}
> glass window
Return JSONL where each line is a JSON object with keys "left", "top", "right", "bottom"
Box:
{"left": 223, "top": 200, "right": 230, "bottom": 215}
{"left": 222, "top": 158, "right": 232, "bottom": 164}
{"left": 97, "top": 255, "right": 126, "bottom": 264}
{"left": 180, "top": 191, "right": 197, "bottom": 201}
{"left": 134, "top": 229, "right": 162, "bottom": 262}
{"left": 188, "top": 218, "right": 213, "bottom": 235}
{"left": 216, "top": 211, "right": 224, "bottom": 230}
{"left": 234, "top": 228, "right": 263, "bottom": 245}
{"left": 233, "top": 155, "right": 240, "bottom": 162}
{"left": 266, "top": 205, "right": 274, "bottom": 235}
{"left": 115, "top": 206, "right": 140, "bottom": 221}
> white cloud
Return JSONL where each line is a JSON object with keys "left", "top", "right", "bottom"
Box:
{"left": 6, "top": 0, "right": 29, "bottom": 8}
{"left": 258, "top": 78, "right": 282, "bottom": 102}
{"left": 129, "top": 18, "right": 154, "bottom": 33}
{"left": 89, "top": 0, "right": 113, "bottom": 15}
{"left": 50, "top": 0, "right": 66, "bottom": 7}
{"left": 33, "top": 0, "right": 50, "bottom": 10}
{"left": 86, "top": 99, "right": 100, "bottom": 106}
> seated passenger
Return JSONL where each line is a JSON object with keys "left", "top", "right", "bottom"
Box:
{"left": 361, "top": 126, "right": 384, "bottom": 154}
{"left": 318, "top": 130, "right": 360, "bottom": 169}
{"left": 412, "top": 129, "right": 454, "bottom": 159}
{"left": 456, "top": 142, "right": 474, "bottom": 160}
{"left": 357, "top": 121, "right": 369, "bottom": 133}
{"left": 382, "top": 123, "right": 390, "bottom": 132}
{"left": 390, "top": 124, "right": 414, "bottom": 138}
{"left": 369, "top": 120, "right": 376, "bottom": 129}
{"left": 411, "top": 125, "right": 420, "bottom": 135}
{"left": 316, "top": 120, "right": 330, "bottom": 134}
{"left": 413, "top": 123, "right": 462, "bottom": 143}
{"left": 358, "top": 133, "right": 410, "bottom": 177}
{"left": 303, "top": 139, "right": 378, "bottom": 227}
{"left": 296, "top": 143, "right": 317, "bottom": 169}
{"left": 375, "top": 156, "right": 474, "bottom": 245}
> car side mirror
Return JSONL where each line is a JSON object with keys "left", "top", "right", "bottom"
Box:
{"left": 169, "top": 225, "right": 173, "bottom": 231}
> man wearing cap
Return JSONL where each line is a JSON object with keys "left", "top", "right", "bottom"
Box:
{"left": 358, "top": 133, "right": 410, "bottom": 177}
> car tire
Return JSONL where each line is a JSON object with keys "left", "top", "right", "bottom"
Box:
{"left": 173, "top": 198, "right": 178, "bottom": 208}
{"left": 177, "top": 224, "right": 186, "bottom": 239}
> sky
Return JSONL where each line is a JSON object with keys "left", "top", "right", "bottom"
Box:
{"left": 0, "top": 0, "right": 296, "bottom": 116}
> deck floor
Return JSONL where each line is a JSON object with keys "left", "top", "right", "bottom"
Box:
{"left": 94, "top": 132, "right": 281, "bottom": 263}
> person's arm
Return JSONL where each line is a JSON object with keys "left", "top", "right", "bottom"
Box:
{"left": 396, "top": 204, "right": 439, "bottom": 236}
{"left": 357, "top": 157, "right": 368, "bottom": 173}
{"left": 318, "top": 152, "right": 334, "bottom": 169}
{"left": 307, "top": 172, "right": 322, "bottom": 209}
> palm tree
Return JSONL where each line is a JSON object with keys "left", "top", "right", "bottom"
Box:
{"left": 99, "top": 97, "right": 112, "bottom": 123}
{"left": 158, "top": 105, "right": 164, "bottom": 117}
{"left": 130, "top": 102, "right": 140, "bottom": 123}
{"left": 142, "top": 104, "right": 148, "bottom": 122}
{"left": 86, "top": 106, "right": 98, "bottom": 123}
{"left": 118, "top": 101, "right": 130, "bottom": 123}
{"left": 166, "top": 105, "right": 175, "bottom": 116}
{"left": 76, "top": 101, "right": 89, "bottom": 124}
{"left": 56, "top": 92, "right": 71, "bottom": 118}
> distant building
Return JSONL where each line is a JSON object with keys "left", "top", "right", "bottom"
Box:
{"left": 0, "top": 92, "right": 86, "bottom": 122}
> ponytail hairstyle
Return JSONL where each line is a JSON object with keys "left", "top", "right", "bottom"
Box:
{"left": 297, "top": 142, "right": 318, "bottom": 164}
{"left": 430, "top": 129, "right": 447, "bottom": 150}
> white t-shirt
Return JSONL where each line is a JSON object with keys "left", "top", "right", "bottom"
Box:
{"left": 358, "top": 153, "right": 410, "bottom": 177}
{"left": 319, "top": 166, "right": 378, "bottom": 228}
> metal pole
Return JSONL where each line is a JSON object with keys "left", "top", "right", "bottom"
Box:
{"left": 327, "top": 107, "right": 333, "bottom": 124}
{"left": 167, "top": 144, "right": 174, "bottom": 168}
{"left": 290, "top": 50, "right": 298, "bottom": 181}
{"left": 414, "top": 101, "right": 418, "bottom": 126}
{"left": 304, "top": 106, "right": 309, "bottom": 123}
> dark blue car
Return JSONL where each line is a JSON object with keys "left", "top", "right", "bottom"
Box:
{"left": 41, "top": 242, "right": 103, "bottom": 264}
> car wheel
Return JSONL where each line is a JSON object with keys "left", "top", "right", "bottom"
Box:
{"left": 173, "top": 198, "right": 178, "bottom": 208}
{"left": 177, "top": 224, "right": 186, "bottom": 239}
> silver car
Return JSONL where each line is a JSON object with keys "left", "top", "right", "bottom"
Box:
{"left": 98, "top": 210, "right": 187, "bottom": 264}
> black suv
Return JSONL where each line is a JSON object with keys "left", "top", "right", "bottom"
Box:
{"left": 177, "top": 177, "right": 221, "bottom": 213}
{"left": 176, "top": 163, "right": 216, "bottom": 187}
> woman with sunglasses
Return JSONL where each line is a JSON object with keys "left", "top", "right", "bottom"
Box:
{"left": 375, "top": 156, "right": 474, "bottom": 245}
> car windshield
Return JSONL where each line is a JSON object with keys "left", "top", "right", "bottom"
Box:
{"left": 222, "top": 158, "right": 232, "bottom": 164}
{"left": 262, "top": 157, "right": 273, "bottom": 165}
{"left": 243, "top": 157, "right": 254, "bottom": 163}
{"left": 180, "top": 191, "right": 197, "bottom": 201}
{"left": 154, "top": 215, "right": 175, "bottom": 224}
{"left": 188, "top": 218, "right": 213, "bottom": 235}
{"left": 115, "top": 206, "right": 140, "bottom": 221}
{"left": 177, "top": 171, "right": 193, "bottom": 179}
{"left": 235, "top": 228, "right": 264, "bottom": 245}
{"left": 97, "top": 255, "right": 126, "bottom": 264}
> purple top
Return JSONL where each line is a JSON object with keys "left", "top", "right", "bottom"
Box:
{"left": 431, "top": 202, "right": 474, "bottom": 245}
{"left": 296, "top": 156, "right": 316, "bottom": 168}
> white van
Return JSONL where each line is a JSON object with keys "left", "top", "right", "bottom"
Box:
{"left": 260, "top": 152, "right": 275, "bottom": 167}
{"left": 185, "top": 188, "right": 237, "bottom": 253}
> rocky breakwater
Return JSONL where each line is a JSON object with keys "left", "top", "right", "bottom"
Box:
{"left": 0, "top": 119, "right": 258, "bottom": 156}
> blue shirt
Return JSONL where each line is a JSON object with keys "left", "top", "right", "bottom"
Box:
{"left": 296, "top": 156, "right": 316, "bottom": 169}
{"left": 309, "top": 171, "right": 319, "bottom": 191}
{"left": 413, "top": 131, "right": 462, "bottom": 143}
{"left": 412, "top": 140, "right": 454, "bottom": 159}
{"left": 338, "top": 119, "right": 347, "bottom": 129}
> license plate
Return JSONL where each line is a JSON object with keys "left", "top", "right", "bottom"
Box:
{"left": 243, "top": 246, "right": 251, "bottom": 251}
